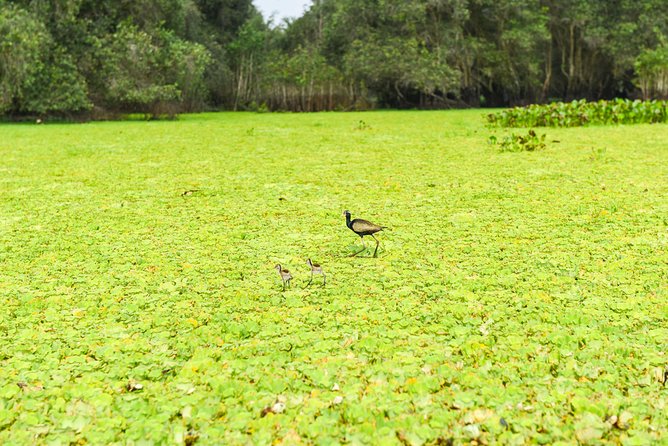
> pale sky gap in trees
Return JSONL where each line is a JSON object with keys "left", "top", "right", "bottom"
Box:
{"left": 254, "top": 0, "right": 311, "bottom": 23}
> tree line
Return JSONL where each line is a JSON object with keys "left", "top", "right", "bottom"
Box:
{"left": 1, "top": 0, "right": 667, "bottom": 117}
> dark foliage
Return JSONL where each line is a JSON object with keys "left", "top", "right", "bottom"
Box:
{"left": 1, "top": 0, "right": 667, "bottom": 116}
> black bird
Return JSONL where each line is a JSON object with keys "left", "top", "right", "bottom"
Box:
{"left": 274, "top": 264, "right": 292, "bottom": 291}
{"left": 306, "top": 259, "right": 326, "bottom": 287}
{"left": 343, "top": 210, "right": 387, "bottom": 257}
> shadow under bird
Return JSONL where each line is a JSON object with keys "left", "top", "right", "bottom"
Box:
{"left": 343, "top": 210, "right": 387, "bottom": 257}
{"left": 274, "top": 264, "right": 292, "bottom": 290}
{"left": 306, "top": 259, "right": 326, "bottom": 287}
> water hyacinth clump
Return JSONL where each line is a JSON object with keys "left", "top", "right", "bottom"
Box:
{"left": 487, "top": 99, "right": 668, "bottom": 128}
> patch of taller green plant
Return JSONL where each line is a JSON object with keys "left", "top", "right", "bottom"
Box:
{"left": 487, "top": 99, "right": 668, "bottom": 128}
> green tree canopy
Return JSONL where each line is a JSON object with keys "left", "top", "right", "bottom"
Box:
{"left": 1, "top": 0, "right": 667, "bottom": 116}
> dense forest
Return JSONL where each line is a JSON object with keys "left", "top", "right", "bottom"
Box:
{"left": 1, "top": 0, "right": 667, "bottom": 117}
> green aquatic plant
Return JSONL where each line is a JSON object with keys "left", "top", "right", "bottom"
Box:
{"left": 487, "top": 99, "right": 668, "bottom": 127}
{"left": 0, "top": 110, "right": 666, "bottom": 444}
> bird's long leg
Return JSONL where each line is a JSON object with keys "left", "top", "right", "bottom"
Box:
{"left": 322, "top": 272, "right": 326, "bottom": 287}
{"left": 282, "top": 280, "right": 286, "bottom": 291}
{"left": 306, "top": 271, "right": 313, "bottom": 288}
{"left": 351, "top": 237, "right": 367, "bottom": 257}
{"left": 371, "top": 234, "right": 380, "bottom": 257}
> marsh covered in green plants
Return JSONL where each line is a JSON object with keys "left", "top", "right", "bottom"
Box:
{"left": 0, "top": 111, "right": 667, "bottom": 444}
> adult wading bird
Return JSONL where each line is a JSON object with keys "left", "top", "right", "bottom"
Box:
{"left": 343, "top": 210, "right": 387, "bottom": 257}
{"left": 306, "top": 259, "right": 326, "bottom": 287}
{"left": 274, "top": 264, "right": 292, "bottom": 290}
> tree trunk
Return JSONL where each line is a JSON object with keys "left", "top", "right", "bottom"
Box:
{"left": 234, "top": 56, "right": 244, "bottom": 111}
{"left": 542, "top": 42, "right": 552, "bottom": 101}
{"left": 568, "top": 23, "right": 576, "bottom": 97}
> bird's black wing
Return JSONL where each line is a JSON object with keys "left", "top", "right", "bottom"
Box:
{"left": 351, "top": 219, "right": 383, "bottom": 233}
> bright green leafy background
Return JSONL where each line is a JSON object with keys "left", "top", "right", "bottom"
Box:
{"left": 1, "top": 111, "right": 667, "bottom": 445}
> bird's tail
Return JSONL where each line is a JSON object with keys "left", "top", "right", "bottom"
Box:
{"left": 381, "top": 226, "right": 391, "bottom": 231}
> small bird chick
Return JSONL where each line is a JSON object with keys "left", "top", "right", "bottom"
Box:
{"left": 306, "top": 259, "right": 326, "bottom": 287}
{"left": 274, "top": 264, "right": 292, "bottom": 291}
